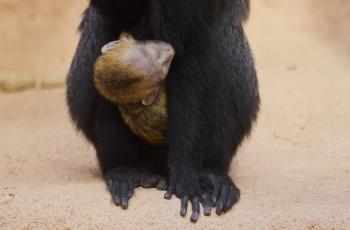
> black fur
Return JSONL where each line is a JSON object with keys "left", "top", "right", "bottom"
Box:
{"left": 66, "top": 0, "right": 259, "bottom": 221}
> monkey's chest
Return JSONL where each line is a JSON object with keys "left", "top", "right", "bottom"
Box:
{"left": 119, "top": 86, "right": 168, "bottom": 145}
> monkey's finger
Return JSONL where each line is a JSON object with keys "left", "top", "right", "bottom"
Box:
{"left": 127, "top": 179, "right": 134, "bottom": 198}
{"left": 200, "top": 178, "right": 213, "bottom": 193}
{"left": 201, "top": 194, "right": 212, "bottom": 216}
{"left": 111, "top": 180, "right": 121, "bottom": 206}
{"left": 140, "top": 173, "right": 159, "bottom": 188}
{"left": 207, "top": 174, "right": 221, "bottom": 206}
{"left": 190, "top": 197, "right": 200, "bottom": 222}
{"left": 147, "top": 174, "right": 165, "bottom": 187}
{"left": 225, "top": 186, "right": 240, "bottom": 213}
{"left": 120, "top": 182, "right": 129, "bottom": 209}
{"left": 216, "top": 185, "right": 230, "bottom": 215}
{"left": 156, "top": 179, "right": 168, "bottom": 190}
{"left": 180, "top": 196, "right": 189, "bottom": 217}
{"left": 140, "top": 176, "right": 152, "bottom": 188}
{"left": 211, "top": 182, "right": 221, "bottom": 206}
{"left": 164, "top": 185, "right": 175, "bottom": 200}
{"left": 164, "top": 191, "right": 173, "bottom": 200}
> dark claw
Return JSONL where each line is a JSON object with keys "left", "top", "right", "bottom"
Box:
{"left": 190, "top": 212, "right": 200, "bottom": 222}
{"left": 199, "top": 172, "right": 241, "bottom": 216}
{"left": 212, "top": 191, "right": 220, "bottom": 206}
{"left": 105, "top": 167, "right": 166, "bottom": 210}
{"left": 164, "top": 190, "right": 174, "bottom": 200}
{"left": 208, "top": 175, "right": 220, "bottom": 206}
{"left": 216, "top": 185, "right": 229, "bottom": 215}
{"left": 226, "top": 186, "right": 240, "bottom": 212}
{"left": 120, "top": 182, "right": 129, "bottom": 209}
{"left": 216, "top": 202, "right": 224, "bottom": 215}
{"left": 180, "top": 196, "right": 189, "bottom": 216}
{"left": 112, "top": 181, "right": 121, "bottom": 206}
{"left": 121, "top": 198, "right": 129, "bottom": 209}
{"left": 225, "top": 186, "right": 235, "bottom": 212}
{"left": 190, "top": 197, "right": 200, "bottom": 222}
{"left": 204, "top": 205, "right": 211, "bottom": 216}
{"left": 127, "top": 180, "right": 134, "bottom": 198}
{"left": 201, "top": 194, "right": 212, "bottom": 216}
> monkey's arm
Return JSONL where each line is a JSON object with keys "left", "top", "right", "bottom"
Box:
{"left": 162, "top": 1, "right": 256, "bottom": 220}
{"left": 67, "top": 8, "right": 114, "bottom": 141}
{"left": 90, "top": 0, "right": 147, "bottom": 29}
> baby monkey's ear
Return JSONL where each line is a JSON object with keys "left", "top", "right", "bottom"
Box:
{"left": 119, "top": 32, "right": 136, "bottom": 43}
{"left": 101, "top": 41, "right": 120, "bottom": 53}
{"left": 101, "top": 32, "right": 136, "bottom": 53}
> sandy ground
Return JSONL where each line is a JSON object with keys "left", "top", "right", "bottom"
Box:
{"left": 1, "top": 0, "right": 350, "bottom": 229}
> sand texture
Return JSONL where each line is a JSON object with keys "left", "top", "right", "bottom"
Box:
{"left": 1, "top": 0, "right": 350, "bottom": 229}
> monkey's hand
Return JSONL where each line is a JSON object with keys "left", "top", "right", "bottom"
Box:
{"left": 199, "top": 171, "right": 240, "bottom": 215}
{"left": 105, "top": 167, "right": 167, "bottom": 209}
{"left": 164, "top": 168, "right": 212, "bottom": 222}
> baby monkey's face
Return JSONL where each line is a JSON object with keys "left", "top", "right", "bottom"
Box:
{"left": 101, "top": 33, "right": 175, "bottom": 105}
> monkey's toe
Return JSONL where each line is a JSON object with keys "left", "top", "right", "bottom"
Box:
{"left": 215, "top": 183, "right": 240, "bottom": 214}
{"left": 105, "top": 167, "right": 167, "bottom": 209}
{"left": 106, "top": 178, "right": 133, "bottom": 209}
{"left": 199, "top": 171, "right": 240, "bottom": 215}
{"left": 164, "top": 172, "right": 213, "bottom": 222}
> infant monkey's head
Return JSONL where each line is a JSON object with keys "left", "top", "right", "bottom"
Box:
{"left": 94, "top": 33, "right": 175, "bottom": 106}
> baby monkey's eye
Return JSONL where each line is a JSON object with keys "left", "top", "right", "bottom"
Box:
{"left": 145, "top": 45, "right": 161, "bottom": 60}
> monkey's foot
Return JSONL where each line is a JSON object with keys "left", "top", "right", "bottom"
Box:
{"left": 105, "top": 167, "right": 167, "bottom": 209}
{"left": 164, "top": 169, "right": 212, "bottom": 222}
{"left": 199, "top": 171, "right": 240, "bottom": 215}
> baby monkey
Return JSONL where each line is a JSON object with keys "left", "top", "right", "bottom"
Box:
{"left": 94, "top": 33, "right": 175, "bottom": 145}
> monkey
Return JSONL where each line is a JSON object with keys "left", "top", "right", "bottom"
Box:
{"left": 67, "top": 0, "right": 259, "bottom": 222}
{"left": 93, "top": 33, "right": 175, "bottom": 145}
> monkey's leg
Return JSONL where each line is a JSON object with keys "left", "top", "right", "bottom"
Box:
{"left": 164, "top": 34, "right": 258, "bottom": 221}
{"left": 197, "top": 56, "right": 258, "bottom": 216}
{"left": 163, "top": 66, "right": 215, "bottom": 222}
{"left": 194, "top": 82, "right": 255, "bottom": 215}
{"left": 67, "top": 6, "right": 165, "bottom": 210}
{"left": 95, "top": 97, "right": 167, "bottom": 209}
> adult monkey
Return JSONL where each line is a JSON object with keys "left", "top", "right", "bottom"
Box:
{"left": 66, "top": 0, "right": 259, "bottom": 222}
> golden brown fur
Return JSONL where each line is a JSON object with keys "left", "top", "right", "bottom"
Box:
{"left": 119, "top": 86, "right": 167, "bottom": 145}
{"left": 93, "top": 36, "right": 171, "bottom": 145}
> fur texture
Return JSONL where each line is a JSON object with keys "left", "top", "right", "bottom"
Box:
{"left": 66, "top": 0, "right": 259, "bottom": 221}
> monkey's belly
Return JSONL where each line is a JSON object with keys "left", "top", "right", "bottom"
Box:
{"left": 119, "top": 89, "right": 168, "bottom": 145}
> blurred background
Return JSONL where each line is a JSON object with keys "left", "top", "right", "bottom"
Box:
{"left": 0, "top": 0, "right": 349, "bottom": 229}
{"left": 0, "top": 0, "right": 349, "bottom": 91}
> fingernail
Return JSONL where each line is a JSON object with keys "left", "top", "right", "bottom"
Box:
{"left": 121, "top": 199, "right": 128, "bottom": 209}
{"left": 164, "top": 192, "right": 172, "bottom": 200}
{"left": 204, "top": 206, "right": 211, "bottom": 216}
{"left": 190, "top": 213, "right": 199, "bottom": 222}
{"left": 180, "top": 208, "right": 187, "bottom": 216}
{"left": 114, "top": 197, "right": 120, "bottom": 206}
{"left": 216, "top": 205, "right": 223, "bottom": 215}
